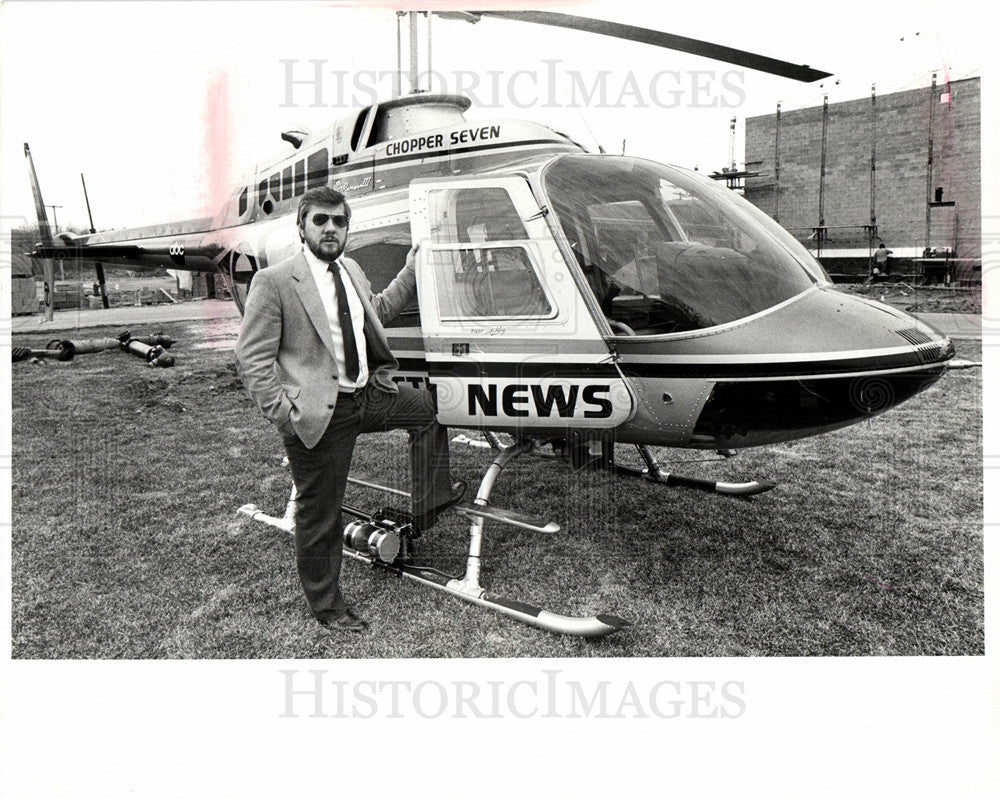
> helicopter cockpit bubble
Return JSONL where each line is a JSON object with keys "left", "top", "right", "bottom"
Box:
{"left": 542, "top": 155, "right": 825, "bottom": 335}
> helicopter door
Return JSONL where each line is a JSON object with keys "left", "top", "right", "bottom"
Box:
{"left": 409, "top": 175, "right": 634, "bottom": 429}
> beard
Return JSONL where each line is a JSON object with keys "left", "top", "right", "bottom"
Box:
{"left": 306, "top": 235, "right": 345, "bottom": 262}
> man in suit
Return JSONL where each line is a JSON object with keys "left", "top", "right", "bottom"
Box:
{"left": 236, "top": 186, "right": 464, "bottom": 632}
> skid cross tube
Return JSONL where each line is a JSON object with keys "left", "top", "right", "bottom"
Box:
{"left": 631, "top": 445, "right": 776, "bottom": 496}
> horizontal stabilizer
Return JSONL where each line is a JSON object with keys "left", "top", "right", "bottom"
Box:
{"left": 27, "top": 221, "right": 221, "bottom": 273}
{"left": 32, "top": 241, "right": 145, "bottom": 261}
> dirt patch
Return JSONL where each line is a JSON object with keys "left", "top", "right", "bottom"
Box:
{"left": 839, "top": 282, "right": 981, "bottom": 315}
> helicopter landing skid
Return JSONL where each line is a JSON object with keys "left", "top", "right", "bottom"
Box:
{"left": 452, "top": 434, "right": 775, "bottom": 496}
{"left": 237, "top": 441, "right": 630, "bottom": 639}
{"left": 617, "top": 445, "right": 776, "bottom": 496}
{"left": 341, "top": 549, "right": 629, "bottom": 638}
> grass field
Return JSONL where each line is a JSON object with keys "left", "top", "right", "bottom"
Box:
{"left": 10, "top": 320, "right": 983, "bottom": 658}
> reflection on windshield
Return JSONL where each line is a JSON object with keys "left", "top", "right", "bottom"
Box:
{"left": 542, "top": 155, "right": 819, "bottom": 334}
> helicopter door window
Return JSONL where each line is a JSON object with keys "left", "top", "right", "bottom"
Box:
{"left": 426, "top": 187, "right": 528, "bottom": 245}
{"left": 281, "top": 167, "right": 293, "bottom": 201}
{"left": 422, "top": 186, "right": 552, "bottom": 320}
{"left": 306, "top": 149, "right": 328, "bottom": 191}
{"left": 238, "top": 188, "right": 248, "bottom": 218}
{"left": 269, "top": 172, "right": 281, "bottom": 204}
{"left": 257, "top": 180, "right": 267, "bottom": 208}
{"left": 428, "top": 247, "right": 552, "bottom": 320}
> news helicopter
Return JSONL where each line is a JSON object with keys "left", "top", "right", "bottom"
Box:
{"left": 26, "top": 10, "right": 962, "bottom": 637}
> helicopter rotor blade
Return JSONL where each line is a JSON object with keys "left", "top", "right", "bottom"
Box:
{"left": 437, "top": 10, "right": 832, "bottom": 83}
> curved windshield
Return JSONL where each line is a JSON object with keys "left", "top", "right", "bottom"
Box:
{"left": 542, "top": 155, "right": 822, "bottom": 334}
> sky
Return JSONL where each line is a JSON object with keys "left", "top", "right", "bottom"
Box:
{"left": 0, "top": 0, "right": 990, "bottom": 233}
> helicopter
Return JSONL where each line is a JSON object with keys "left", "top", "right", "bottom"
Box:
{"left": 24, "top": 10, "right": 965, "bottom": 637}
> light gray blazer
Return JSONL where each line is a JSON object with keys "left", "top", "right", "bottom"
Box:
{"left": 235, "top": 251, "right": 416, "bottom": 448}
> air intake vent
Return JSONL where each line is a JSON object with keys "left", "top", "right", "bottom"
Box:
{"left": 895, "top": 327, "right": 933, "bottom": 346}
{"left": 914, "top": 343, "right": 941, "bottom": 364}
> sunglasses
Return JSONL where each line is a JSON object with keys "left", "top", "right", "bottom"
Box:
{"left": 310, "top": 213, "right": 349, "bottom": 228}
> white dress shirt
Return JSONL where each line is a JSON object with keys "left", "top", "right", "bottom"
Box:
{"left": 302, "top": 244, "right": 369, "bottom": 390}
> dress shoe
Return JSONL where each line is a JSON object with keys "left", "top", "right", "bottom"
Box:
{"left": 412, "top": 480, "right": 468, "bottom": 533}
{"left": 323, "top": 608, "right": 368, "bottom": 632}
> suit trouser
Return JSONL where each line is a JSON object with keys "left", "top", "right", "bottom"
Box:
{"left": 281, "top": 382, "right": 452, "bottom": 622}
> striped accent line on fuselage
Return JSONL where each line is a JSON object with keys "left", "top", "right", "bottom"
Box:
{"left": 392, "top": 348, "right": 951, "bottom": 380}
{"left": 333, "top": 138, "right": 579, "bottom": 207}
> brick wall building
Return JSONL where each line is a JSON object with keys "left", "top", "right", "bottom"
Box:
{"left": 743, "top": 76, "right": 980, "bottom": 278}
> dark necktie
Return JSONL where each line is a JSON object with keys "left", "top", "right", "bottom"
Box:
{"left": 328, "top": 262, "right": 360, "bottom": 382}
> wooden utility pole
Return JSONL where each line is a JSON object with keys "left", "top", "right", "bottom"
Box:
{"left": 869, "top": 84, "right": 877, "bottom": 259}
{"left": 817, "top": 94, "right": 829, "bottom": 257}
{"left": 924, "top": 73, "right": 936, "bottom": 253}
{"left": 773, "top": 102, "right": 781, "bottom": 222}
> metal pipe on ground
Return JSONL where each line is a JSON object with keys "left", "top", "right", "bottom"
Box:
{"left": 12, "top": 346, "right": 74, "bottom": 363}
{"left": 117, "top": 331, "right": 175, "bottom": 367}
